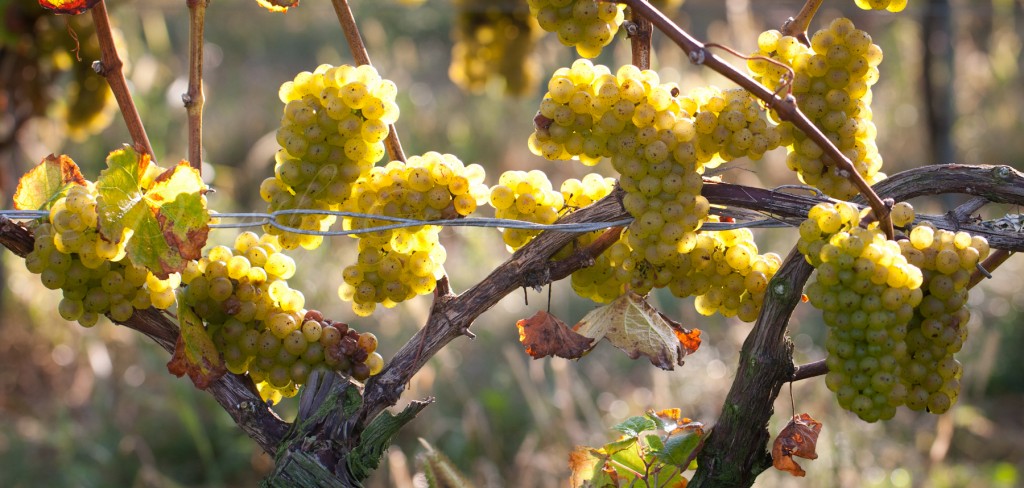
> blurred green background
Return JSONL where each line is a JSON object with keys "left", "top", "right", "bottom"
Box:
{"left": 1, "top": 0, "right": 1023, "bottom": 486}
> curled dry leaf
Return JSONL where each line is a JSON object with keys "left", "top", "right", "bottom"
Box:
{"left": 516, "top": 310, "right": 594, "bottom": 360}
{"left": 573, "top": 291, "right": 701, "bottom": 370}
{"left": 771, "top": 413, "right": 823, "bottom": 477}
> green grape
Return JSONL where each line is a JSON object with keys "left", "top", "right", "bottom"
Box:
{"left": 489, "top": 170, "right": 564, "bottom": 251}
{"left": 750, "top": 18, "right": 885, "bottom": 200}
{"left": 450, "top": 0, "right": 541, "bottom": 96}
{"left": 898, "top": 221, "right": 988, "bottom": 414}
{"left": 854, "top": 0, "right": 908, "bottom": 12}
{"left": 799, "top": 202, "right": 923, "bottom": 421}
{"left": 527, "top": 0, "right": 625, "bottom": 58}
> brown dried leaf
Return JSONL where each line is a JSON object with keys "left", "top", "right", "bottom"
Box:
{"left": 772, "top": 413, "right": 823, "bottom": 477}
{"left": 573, "top": 291, "right": 701, "bottom": 370}
{"left": 517, "top": 310, "right": 594, "bottom": 360}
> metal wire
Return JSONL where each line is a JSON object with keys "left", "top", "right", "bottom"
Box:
{"left": 0, "top": 207, "right": 788, "bottom": 236}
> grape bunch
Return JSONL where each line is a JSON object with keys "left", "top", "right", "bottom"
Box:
{"left": 261, "top": 63, "right": 400, "bottom": 250}
{"left": 526, "top": 0, "right": 625, "bottom": 58}
{"left": 898, "top": 219, "right": 989, "bottom": 414}
{"left": 854, "top": 0, "right": 907, "bottom": 12}
{"left": 678, "top": 86, "right": 792, "bottom": 168}
{"left": 799, "top": 202, "right": 925, "bottom": 422}
{"left": 749, "top": 18, "right": 885, "bottom": 200}
{"left": 24, "top": 183, "right": 180, "bottom": 327}
{"left": 182, "top": 232, "right": 384, "bottom": 402}
{"left": 667, "top": 221, "right": 782, "bottom": 322}
{"left": 555, "top": 174, "right": 632, "bottom": 303}
{"left": 338, "top": 153, "right": 488, "bottom": 316}
{"left": 489, "top": 170, "right": 564, "bottom": 251}
{"left": 450, "top": 0, "right": 541, "bottom": 96}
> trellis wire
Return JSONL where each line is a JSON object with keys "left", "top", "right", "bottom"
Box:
{"left": 0, "top": 208, "right": 788, "bottom": 236}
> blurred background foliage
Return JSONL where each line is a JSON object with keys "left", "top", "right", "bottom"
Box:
{"left": 1, "top": 0, "right": 1023, "bottom": 486}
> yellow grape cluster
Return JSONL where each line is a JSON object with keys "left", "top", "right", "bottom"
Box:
{"left": 750, "top": 18, "right": 885, "bottom": 200}
{"left": 681, "top": 86, "right": 793, "bottom": 168}
{"left": 666, "top": 221, "right": 782, "bottom": 322}
{"left": 25, "top": 184, "right": 179, "bottom": 327}
{"left": 898, "top": 219, "right": 989, "bottom": 414}
{"left": 339, "top": 153, "right": 488, "bottom": 316}
{"left": 800, "top": 202, "right": 925, "bottom": 422}
{"left": 450, "top": 0, "right": 541, "bottom": 96}
{"left": 854, "top": 0, "right": 907, "bottom": 12}
{"left": 261, "top": 63, "right": 400, "bottom": 250}
{"left": 181, "top": 232, "right": 383, "bottom": 401}
{"left": 526, "top": 0, "right": 625, "bottom": 58}
{"left": 555, "top": 174, "right": 631, "bottom": 302}
{"left": 489, "top": 169, "right": 564, "bottom": 251}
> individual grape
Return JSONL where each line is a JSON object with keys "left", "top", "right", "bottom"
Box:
{"left": 854, "top": 0, "right": 908, "bottom": 12}
{"left": 890, "top": 201, "right": 914, "bottom": 227}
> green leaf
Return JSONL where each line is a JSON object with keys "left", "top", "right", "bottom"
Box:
{"left": 610, "top": 441, "right": 647, "bottom": 479}
{"left": 613, "top": 415, "right": 658, "bottom": 437}
{"left": 96, "top": 147, "right": 209, "bottom": 278}
{"left": 603, "top": 436, "right": 638, "bottom": 455}
{"left": 13, "top": 154, "right": 86, "bottom": 211}
{"left": 166, "top": 299, "right": 226, "bottom": 389}
{"left": 656, "top": 431, "right": 702, "bottom": 468}
{"left": 645, "top": 434, "right": 665, "bottom": 452}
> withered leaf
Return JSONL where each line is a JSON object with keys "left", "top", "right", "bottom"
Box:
{"left": 772, "top": 413, "right": 823, "bottom": 477}
{"left": 573, "top": 291, "right": 701, "bottom": 370}
{"left": 517, "top": 310, "right": 594, "bottom": 360}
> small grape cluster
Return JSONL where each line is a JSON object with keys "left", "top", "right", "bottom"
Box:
{"left": 750, "top": 18, "right": 885, "bottom": 200}
{"left": 898, "top": 218, "right": 989, "bottom": 413}
{"left": 338, "top": 153, "right": 488, "bottom": 316}
{"left": 666, "top": 222, "right": 782, "bottom": 322}
{"left": 182, "top": 232, "right": 384, "bottom": 401}
{"left": 25, "top": 184, "right": 179, "bottom": 327}
{"left": 489, "top": 170, "right": 564, "bottom": 251}
{"left": 261, "top": 63, "right": 400, "bottom": 250}
{"left": 526, "top": 0, "right": 625, "bottom": 58}
{"left": 854, "top": 0, "right": 907, "bottom": 12}
{"left": 556, "top": 174, "right": 631, "bottom": 303}
{"left": 679, "top": 86, "right": 792, "bottom": 168}
{"left": 450, "top": 0, "right": 540, "bottom": 96}
{"left": 800, "top": 202, "right": 925, "bottom": 422}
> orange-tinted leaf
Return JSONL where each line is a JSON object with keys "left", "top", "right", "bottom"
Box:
{"left": 14, "top": 154, "right": 86, "bottom": 211}
{"left": 574, "top": 291, "right": 701, "bottom": 370}
{"left": 167, "top": 300, "right": 226, "bottom": 389}
{"left": 256, "top": 0, "right": 298, "bottom": 12}
{"left": 772, "top": 413, "right": 823, "bottom": 477}
{"left": 38, "top": 0, "right": 99, "bottom": 14}
{"left": 517, "top": 310, "right": 594, "bottom": 360}
{"left": 568, "top": 447, "right": 604, "bottom": 488}
{"left": 660, "top": 311, "right": 702, "bottom": 355}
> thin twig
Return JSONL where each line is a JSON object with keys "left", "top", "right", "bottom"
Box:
{"left": 620, "top": 0, "right": 894, "bottom": 240}
{"left": 970, "top": 249, "right": 1011, "bottom": 288}
{"left": 791, "top": 359, "right": 827, "bottom": 381}
{"left": 330, "top": 0, "right": 406, "bottom": 163}
{"left": 184, "top": 0, "right": 209, "bottom": 172}
{"left": 90, "top": 0, "right": 154, "bottom": 159}
{"left": 781, "top": 0, "right": 824, "bottom": 45}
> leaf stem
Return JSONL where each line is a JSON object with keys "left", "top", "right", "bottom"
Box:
{"left": 620, "top": 0, "right": 894, "bottom": 240}
{"left": 330, "top": 0, "right": 406, "bottom": 163}
{"left": 184, "top": 0, "right": 209, "bottom": 172}
{"left": 90, "top": 0, "right": 154, "bottom": 159}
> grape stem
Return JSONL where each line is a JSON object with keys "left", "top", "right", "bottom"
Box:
{"left": 183, "top": 0, "right": 209, "bottom": 173}
{"left": 90, "top": 0, "right": 155, "bottom": 160}
{"left": 617, "top": 0, "right": 895, "bottom": 240}
{"left": 330, "top": 0, "right": 407, "bottom": 164}
{"left": 626, "top": 7, "right": 653, "bottom": 70}
{"left": 780, "top": 0, "right": 824, "bottom": 45}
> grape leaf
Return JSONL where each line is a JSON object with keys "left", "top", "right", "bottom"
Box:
{"left": 517, "top": 310, "right": 594, "bottom": 360}
{"left": 38, "top": 0, "right": 100, "bottom": 14}
{"left": 573, "top": 291, "right": 702, "bottom": 370}
{"left": 13, "top": 154, "right": 86, "bottom": 211}
{"left": 656, "top": 428, "right": 704, "bottom": 467}
{"left": 568, "top": 447, "right": 607, "bottom": 488}
{"left": 167, "top": 300, "right": 226, "bottom": 389}
{"left": 613, "top": 416, "right": 657, "bottom": 437}
{"left": 96, "top": 147, "right": 209, "bottom": 278}
{"left": 771, "top": 413, "right": 823, "bottom": 477}
{"left": 256, "top": 0, "right": 298, "bottom": 12}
